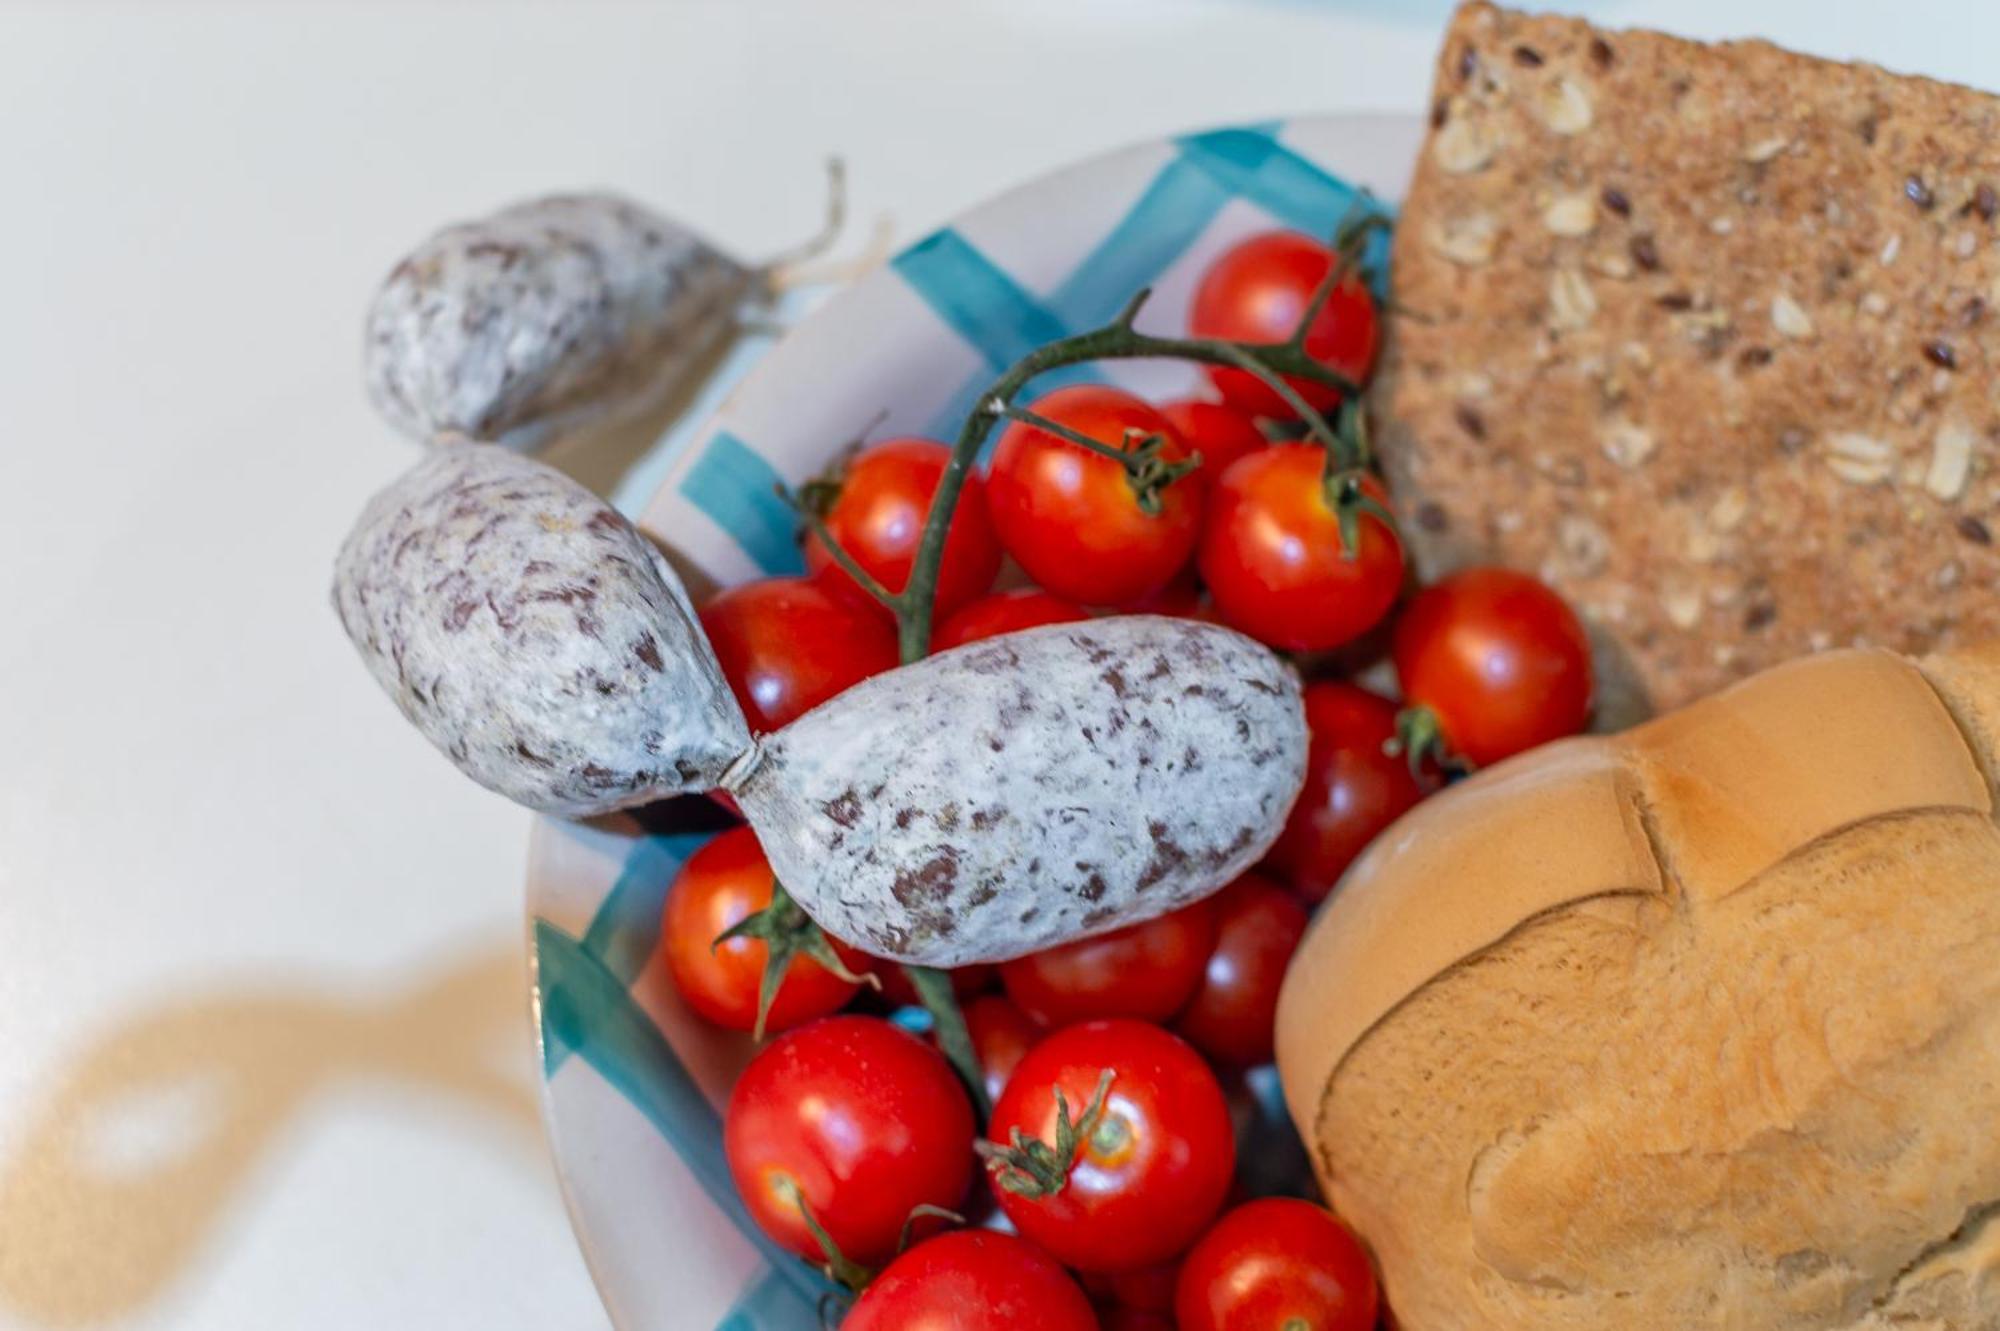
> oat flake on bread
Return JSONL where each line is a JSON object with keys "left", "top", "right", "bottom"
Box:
{"left": 1376, "top": 1, "right": 2000, "bottom": 724}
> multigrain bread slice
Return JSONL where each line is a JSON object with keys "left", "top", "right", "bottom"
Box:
{"left": 1375, "top": 2, "right": 2000, "bottom": 722}
{"left": 1274, "top": 642, "right": 2000, "bottom": 1330}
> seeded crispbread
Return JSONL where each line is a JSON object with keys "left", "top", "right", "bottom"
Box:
{"left": 1374, "top": 2, "right": 2000, "bottom": 721}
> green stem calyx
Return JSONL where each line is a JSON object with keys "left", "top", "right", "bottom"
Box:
{"left": 894, "top": 1204, "right": 966, "bottom": 1257}
{"left": 1389, "top": 704, "right": 1456, "bottom": 780}
{"left": 773, "top": 1183, "right": 963, "bottom": 1293}
{"left": 773, "top": 1174, "right": 874, "bottom": 1292}
{"left": 974, "top": 1069, "right": 1116, "bottom": 1200}
{"left": 1324, "top": 469, "right": 1396, "bottom": 564}
{"left": 997, "top": 404, "right": 1201, "bottom": 515}
{"left": 715, "top": 878, "right": 877, "bottom": 1041}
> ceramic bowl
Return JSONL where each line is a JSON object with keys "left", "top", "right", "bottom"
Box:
{"left": 527, "top": 112, "right": 1422, "bottom": 1331}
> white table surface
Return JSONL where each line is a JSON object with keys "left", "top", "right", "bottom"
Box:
{"left": 0, "top": 2, "right": 1989, "bottom": 1328}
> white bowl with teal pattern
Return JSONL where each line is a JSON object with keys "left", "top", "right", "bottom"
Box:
{"left": 528, "top": 112, "right": 1422, "bottom": 1331}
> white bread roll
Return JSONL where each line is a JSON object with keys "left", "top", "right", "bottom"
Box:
{"left": 1275, "top": 643, "right": 2000, "bottom": 1330}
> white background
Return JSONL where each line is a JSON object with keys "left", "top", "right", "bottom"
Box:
{"left": 0, "top": 3, "right": 1987, "bottom": 1328}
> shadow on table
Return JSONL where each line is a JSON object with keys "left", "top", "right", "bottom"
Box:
{"left": 0, "top": 945, "right": 540, "bottom": 1326}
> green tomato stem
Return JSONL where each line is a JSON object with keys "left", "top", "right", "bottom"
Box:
{"left": 890, "top": 295, "right": 1373, "bottom": 658}
{"left": 903, "top": 963, "right": 991, "bottom": 1121}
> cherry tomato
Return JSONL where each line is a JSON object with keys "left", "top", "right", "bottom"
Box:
{"left": 987, "top": 1019, "right": 1234, "bottom": 1272}
{"left": 1108, "top": 1260, "right": 1180, "bottom": 1313}
{"left": 1197, "top": 447, "right": 1403, "bottom": 652}
{"left": 843, "top": 1230, "right": 1098, "bottom": 1331}
{"left": 999, "top": 899, "right": 1218, "bottom": 1028}
{"left": 1121, "top": 569, "right": 1215, "bottom": 622}
{"left": 954, "top": 994, "right": 1042, "bottom": 1105}
{"left": 804, "top": 437, "right": 1002, "bottom": 621}
{"left": 1102, "top": 1309, "right": 1175, "bottom": 1331}
{"left": 986, "top": 385, "right": 1204, "bottom": 606}
{"left": 1393, "top": 567, "right": 1594, "bottom": 767}
{"left": 659, "top": 826, "right": 860, "bottom": 1033}
{"left": 724, "top": 1015, "right": 973, "bottom": 1265}
{"left": 1174, "top": 873, "right": 1309, "bottom": 1065}
{"left": 1176, "top": 1198, "right": 1379, "bottom": 1331}
{"left": 1072, "top": 1269, "right": 1120, "bottom": 1303}
{"left": 698, "top": 577, "right": 899, "bottom": 732}
{"left": 1189, "top": 231, "right": 1379, "bottom": 416}
{"left": 932, "top": 589, "right": 1091, "bottom": 651}
{"left": 858, "top": 958, "right": 996, "bottom": 1008}
{"left": 1158, "top": 398, "right": 1271, "bottom": 478}
{"left": 1265, "top": 683, "right": 1427, "bottom": 903}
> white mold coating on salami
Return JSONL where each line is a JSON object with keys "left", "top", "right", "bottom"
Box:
{"left": 333, "top": 444, "right": 750, "bottom": 816}
{"left": 734, "top": 617, "right": 1308, "bottom": 966}
{"left": 364, "top": 194, "right": 752, "bottom": 446}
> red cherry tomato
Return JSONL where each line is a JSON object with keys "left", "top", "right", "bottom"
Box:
{"left": 1197, "top": 447, "right": 1403, "bottom": 652}
{"left": 987, "top": 1019, "right": 1234, "bottom": 1272}
{"left": 843, "top": 1230, "right": 1098, "bottom": 1331}
{"left": 955, "top": 993, "right": 1043, "bottom": 1105}
{"left": 933, "top": 589, "right": 1091, "bottom": 651}
{"left": 698, "top": 577, "right": 899, "bottom": 733}
{"left": 1174, "top": 873, "right": 1309, "bottom": 1065}
{"left": 986, "top": 385, "right": 1204, "bottom": 606}
{"left": 858, "top": 958, "right": 996, "bottom": 1008}
{"left": 1102, "top": 1309, "right": 1175, "bottom": 1331}
{"left": 659, "top": 826, "right": 861, "bottom": 1033}
{"left": 999, "top": 899, "right": 1218, "bottom": 1028}
{"left": 1108, "top": 1260, "right": 1180, "bottom": 1313}
{"left": 1393, "top": 567, "right": 1594, "bottom": 767}
{"left": 1265, "top": 683, "right": 1427, "bottom": 903}
{"left": 1159, "top": 398, "right": 1271, "bottom": 479}
{"left": 804, "top": 437, "right": 1002, "bottom": 621}
{"left": 1176, "top": 1198, "right": 1379, "bottom": 1331}
{"left": 1189, "top": 231, "right": 1379, "bottom": 416}
{"left": 723, "top": 1016, "right": 973, "bottom": 1266}
{"left": 1121, "top": 569, "right": 1215, "bottom": 621}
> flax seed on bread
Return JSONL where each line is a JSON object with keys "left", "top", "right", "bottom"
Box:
{"left": 1375, "top": 2, "right": 2000, "bottom": 721}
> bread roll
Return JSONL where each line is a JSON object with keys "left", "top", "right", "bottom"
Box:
{"left": 1275, "top": 643, "right": 2000, "bottom": 1329}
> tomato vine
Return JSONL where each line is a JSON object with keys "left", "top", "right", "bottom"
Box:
{"left": 744, "top": 204, "right": 1399, "bottom": 1125}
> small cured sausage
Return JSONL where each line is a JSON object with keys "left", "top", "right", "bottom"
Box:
{"left": 735, "top": 618, "right": 1307, "bottom": 965}
{"left": 333, "top": 444, "right": 749, "bottom": 815}
{"left": 333, "top": 450, "right": 1310, "bottom": 963}
{"left": 363, "top": 193, "right": 755, "bottom": 448}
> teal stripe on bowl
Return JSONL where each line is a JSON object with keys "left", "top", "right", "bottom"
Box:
{"left": 919, "top": 360, "right": 1105, "bottom": 449}
{"left": 1174, "top": 126, "right": 1361, "bottom": 232}
{"left": 536, "top": 922, "right": 832, "bottom": 1317}
{"left": 893, "top": 229, "right": 1074, "bottom": 370}
{"left": 679, "top": 431, "right": 808, "bottom": 576}
{"left": 892, "top": 228, "right": 1107, "bottom": 442}
{"left": 1175, "top": 127, "right": 1396, "bottom": 287}
{"left": 581, "top": 831, "right": 712, "bottom": 986}
{"left": 545, "top": 829, "right": 716, "bottom": 1073}
{"left": 1045, "top": 148, "right": 1238, "bottom": 332}
{"left": 717, "top": 1266, "right": 826, "bottom": 1331}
